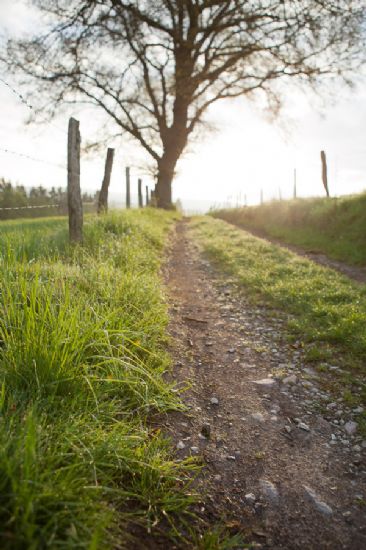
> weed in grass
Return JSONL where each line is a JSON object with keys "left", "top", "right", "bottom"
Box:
{"left": 190, "top": 526, "right": 245, "bottom": 549}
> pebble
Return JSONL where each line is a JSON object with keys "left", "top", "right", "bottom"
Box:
{"left": 190, "top": 446, "right": 199, "bottom": 453}
{"left": 298, "top": 422, "right": 310, "bottom": 432}
{"left": 282, "top": 374, "right": 298, "bottom": 385}
{"left": 344, "top": 421, "right": 358, "bottom": 435}
{"left": 201, "top": 423, "right": 211, "bottom": 438}
{"left": 253, "top": 378, "right": 276, "bottom": 388}
{"left": 177, "top": 440, "right": 186, "bottom": 450}
{"left": 304, "top": 367, "right": 317, "bottom": 377}
{"left": 210, "top": 397, "right": 219, "bottom": 405}
{"left": 251, "top": 412, "right": 265, "bottom": 423}
{"left": 353, "top": 445, "right": 361, "bottom": 453}
{"left": 259, "top": 479, "right": 279, "bottom": 503}
{"left": 226, "top": 455, "right": 236, "bottom": 461}
{"left": 245, "top": 492, "right": 256, "bottom": 504}
{"left": 303, "top": 485, "right": 333, "bottom": 516}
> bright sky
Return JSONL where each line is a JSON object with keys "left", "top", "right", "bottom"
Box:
{"left": 1, "top": 0, "right": 365, "bottom": 212}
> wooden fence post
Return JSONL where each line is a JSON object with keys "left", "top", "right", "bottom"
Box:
{"left": 150, "top": 189, "right": 155, "bottom": 204}
{"left": 126, "top": 167, "right": 131, "bottom": 208}
{"left": 98, "top": 148, "right": 114, "bottom": 214}
{"left": 67, "top": 117, "right": 83, "bottom": 243}
{"left": 260, "top": 188, "right": 263, "bottom": 205}
{"left": 138, "top": 178, "right": 143, "bottom": 208}
{"left": 321, "top": 150, "right": 330, "bottom": 197}
{"left": 145, "top": 185, "right": 149, "bottom": 206}
{"left": 293, "top": 168, "right": 297, "bottom": 199}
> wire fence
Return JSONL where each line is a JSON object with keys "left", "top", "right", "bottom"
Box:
{"left": 0, "top": 76, "right": 67, "bottom": 136}
{"left": 0, "top": 204, "right": 59, "bottom": 211}
{"left": 0, "top": 147, "right": 66, "bottom": 170}
{"left": 0, "top": 77, "right": 152, "bottom": 233}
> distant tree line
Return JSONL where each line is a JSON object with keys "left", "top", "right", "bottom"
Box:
{"left": 0, "top": 178, "right": 96, "bottom": 220}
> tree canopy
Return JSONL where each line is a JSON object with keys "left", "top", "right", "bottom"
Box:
{"left": 4, "top": 0, "right": 366, "bottom": 207}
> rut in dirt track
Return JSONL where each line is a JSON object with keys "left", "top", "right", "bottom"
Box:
{"left": 164, "top": 219, "right": 366, "bottom": 550}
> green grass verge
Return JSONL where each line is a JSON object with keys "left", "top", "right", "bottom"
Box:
{"left": 211, "top": 193, "right": 366, "bottom": 266}
{"left": 191, "top": 217, "right": 366, "bottom": 413}
{"left": 0, "top": 210, "right": 202, "bottom": 549}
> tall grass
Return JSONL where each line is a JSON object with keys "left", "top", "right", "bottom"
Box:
{"left": 0, "top": 210, "right": 200, "bottom": 548}
{"left": 211, "top": 193, "right": 366, "bottom": 266}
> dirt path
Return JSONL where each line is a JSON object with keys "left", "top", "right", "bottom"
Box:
{"left": 164, "top": 220, "right": 366, "bottom": 549}
{"left": 229, "top": 224, "right": 366, "bottom": 284}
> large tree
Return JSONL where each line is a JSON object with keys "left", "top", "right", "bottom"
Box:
{"left": 4, "top": 0, "right": 365, "bottom": 208}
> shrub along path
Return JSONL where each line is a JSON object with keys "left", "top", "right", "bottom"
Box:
{"left": 164, "top": 219, "right": 366, "bottom": 549}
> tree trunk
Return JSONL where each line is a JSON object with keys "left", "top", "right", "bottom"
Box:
{"left": 156, "top": 142, "right": 185, "bottom": 209}
{"left": 156, "top": 164, "right": 174, "bottom": 209}
{"left": 155, "top": 91, "right": 191, "bottom": 209}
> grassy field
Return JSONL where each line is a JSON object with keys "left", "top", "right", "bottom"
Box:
{"left": 211, "top": 193, "right": 366, "bottom": 266}
{"left": 0, "top": 210, "right": 204, "bottom": 549}
{"left": 191, "top": 217, "right": 366, "bottom": 420}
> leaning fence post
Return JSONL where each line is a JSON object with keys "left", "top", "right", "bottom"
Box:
{"left": 98, "top": 148, "right": 114, "bottom": 214}
{"left": 67, "top": 117, "right": 83, "bottom": 243}
{"left": 138, "top": 178, "right": 143, "bottom": 208}
{"left": 145, "top": 185, "right": 149, "bottom": 206}
{"left": 321, "top": 150, "right": 330, "bottom": 197}
{"left": 126, "top": 167, "right": 131, "bottom": 208}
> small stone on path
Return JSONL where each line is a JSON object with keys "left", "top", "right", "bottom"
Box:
{"left": 303, "top": 485, "right": 333, "bottom": 516}
{"left": 251, "top": 412, "right": 265, "bottom": 423}
{"left": 210, "top": 397, "right": 219, "bottom": 405}
{"left": 177, "top": 440, "right": 186, "bottom": 450}
{"left": 201, "top": 423, "right": 211, "bottom": 438}
{"left": 344, "top": 421, "right": 358, "bottom": 435}
{"left": 260, "top": 479, "right": 279, "bottom": 503}
{"left": 253, "top": 378, "right": 276, "bottom": 388}
{"left": 245, "top": 493, "right": 256, "bottom": 504}
{"left": 282, "top": 374, "right": 298, "bottom": 385}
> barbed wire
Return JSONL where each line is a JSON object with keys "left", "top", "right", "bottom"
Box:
{"left": 0, "top": 204, "right": 59, "bottom": 211}
{"left": 0, "top": 202, "right": 96, "bottom": 212}
{"left": 0, "top": 77, "right": 67, "bottom": 136}
{"left": 0, "top": 147, "right": 66, "bottom": 170}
